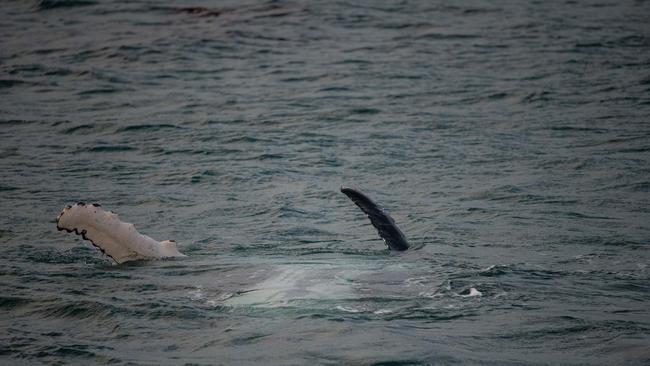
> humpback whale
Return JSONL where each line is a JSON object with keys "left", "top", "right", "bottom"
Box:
{"left": 56, "top": 187, "right": 408, "bottom": 263}
{"left": 56, "top": 203, "right": 185, "bottom": 264}
{"left": 340, "top": 187, "right": 410, "bottom": 251}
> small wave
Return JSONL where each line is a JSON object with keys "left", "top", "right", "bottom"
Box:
{"left": 617, "top": 146, "right": 650, "bottom": 153}
{"left": 173, "top": 6, "right": 222, "bottom": 17}
{"left": 332, "top": 59, "right": 372, "bottom": 65}
{"left": 0, "top": 296, "right": 31, "bottom": 309}
{"left": 460, "top": 288, "right": 482, "bottom": 297}
{"left": 22, "top": 247, "right": 109, "bottom": 265}
{"left": 188, "top": 287, "right": 235, "bottom": 307}
{"left": 84, "top": 145, "right": 137, "bottom": 153}
{"left": 77, "top": 88, "right": 118, "bottom": 96}
{"left": 32, "top": 48, "right": 69, "bottom": 56}
{"left": 115, "top": 124, "right": 181, "bottom": 133}
{"left": 74, "top": 145, "right": 137, "bottom": 153}
{"left": 21, "top": 342, "right": 117, "bottom": 363}
{"left": 275, "top": 206, "right": 322, "bottom": 220}
{"left": 62, "top": 124, "right": 95, "bottom": 134}
{"left": 0, "top": 184, "right": 19, "bottom": 192}
{"left": 373, "top": 309, "right": 393, "bottom": 315}
{"left": 279, "top": 75, "right": 323, "bottom": 83}
{"left": 336, "top": 305, "right": 362, "bottom": 313}
{"left": 413, "top": 33, "right": 479, "bottom": 41}
{"left": 0, "top": 119, "right": 36, "bottom": 126}
{"left": 350, "top": 107, "right": 381, "bottom": 115}
{"left": 614, "top": 34, "right": 647, "bottom": 48}
{"left": 38, "top": 0, "right": 96, "bottom": 10}
{"left": 386, "top": 307, "right": 477, "bottom": 321}
{"left": 318, "top": 86, "right": 351, "bottom": 92}
{"left": 521, "top": 90, "right": 552, "bottom": 103}
{"left": 575, "top": 42, "right": 604, "bottom": 48}
{"left": 418, "top": 291, "right": 442, "bottom": 299}
{"left": 562, "top": 211, "right": 615, "bottom": 220}
{"left": 404, "top": 276, "right": 430, "bottom": 287}
{"left": 548, "top": 126, "right": 608, "bottom": 133}
{"left": 37, "top": 300, "right": 119, "bottom": 320}
{"left": 0, "top": 79, "right": 29, "bottom": 88}
{"left": 462, "top": 7, "right": 502, "bottom": 15}
{"left": 253, "top": 153, "right": 285, "bottom": 160}
{"left": 479, "top": 264, "right": 513, "bottom": 277}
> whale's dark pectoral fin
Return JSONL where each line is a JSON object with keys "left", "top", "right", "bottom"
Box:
{"left": 340, "top": 186, "right": 410, "bottom": 251}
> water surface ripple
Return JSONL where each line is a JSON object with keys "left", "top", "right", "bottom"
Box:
{"left": 1, "top": 0, "right": 649, "bottom": 365}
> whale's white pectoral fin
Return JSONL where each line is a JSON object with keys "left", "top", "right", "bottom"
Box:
{"left": 56, "top": 203, "right": 185, "bottom": 264}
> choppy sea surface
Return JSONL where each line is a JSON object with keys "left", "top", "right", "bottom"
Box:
{"left": 1, "top": 0, "right": 649, "bottom": 365}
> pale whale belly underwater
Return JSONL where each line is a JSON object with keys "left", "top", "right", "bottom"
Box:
{"left": 189, "top": 261, "right": 448, "bottom": 311}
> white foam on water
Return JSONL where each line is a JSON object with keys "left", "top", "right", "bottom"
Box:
{"left": 462, "top": 288, "right": 482, "bottom": 297}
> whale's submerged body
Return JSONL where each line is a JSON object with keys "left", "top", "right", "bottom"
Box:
{"left": 55, "top": 188, "right": 416, "bottom": 307}
{"left": 189, "top": 261, "right": 433, "bottom": 310}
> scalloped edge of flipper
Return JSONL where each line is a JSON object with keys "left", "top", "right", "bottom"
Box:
{"left": 56, "top": 203, "right": 123, "bottom": 263}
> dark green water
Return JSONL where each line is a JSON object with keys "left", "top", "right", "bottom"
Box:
{"left": 1, "top": 0, "right": 649, "bottom": 365}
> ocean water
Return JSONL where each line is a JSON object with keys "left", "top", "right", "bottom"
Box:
{"left": 1, "top": 0, "right": 649, "bottom": 365}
